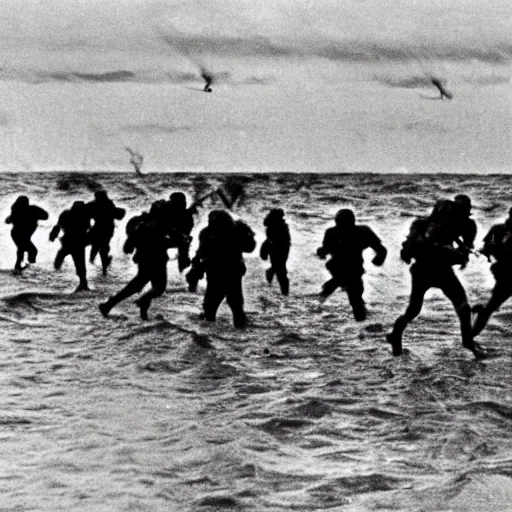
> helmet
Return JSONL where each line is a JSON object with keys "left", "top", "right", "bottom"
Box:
{"left": 14, "top": 195, "right": 29, "bottom": 208}
{"left": 454, "top": 194, "right": 472, "bottom": 217}
{"left": 169, "top": 192, "right": 187, "bottom": 209}
{"left": 208, "top": 209, "right": 233, "bottom": 230}
{"left": 264, "top": 208, "right": 284, "bottom": 226}
{"left": 94, "top": 190, "right": 108, "bottom": 202}
{"left": 335, "top": 209, "right": 355, "bottom": 229}
{"left": 149, "top": 200, "right": 168, "bottom": 225}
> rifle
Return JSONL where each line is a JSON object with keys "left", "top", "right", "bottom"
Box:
{"left": 455, "top": 237, "right": 485, "bottom": 262}
{"left": 189, "top": 178, "right": 245, "bottom": 212}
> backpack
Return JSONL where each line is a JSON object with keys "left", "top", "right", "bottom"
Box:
{"left": 400, "top": 217, "right": 429, "bottom": 263}
{"left": 400, "top": 216, "right": 467, "bottom": 266}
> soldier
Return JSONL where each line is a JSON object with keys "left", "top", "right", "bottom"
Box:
{"left": 5, "top": 195, "right": 48, "bottom": 272}
{"left": 453, "top": 193, "right": 477, "bottom": 255}
{"left": 165, "top": 192, "right": 194, "bottom": 273}
{"left": 317, "top": 208, "right": 387, "bottom": 321}
{"left": 387, "top": 199, "right": 485, "bottom": 358}
{"left": 87, "top": 191, "right": 125, "bottom": 275}
{"left": 472, "top": 207, "right": 512, "bottom": 337}
{"left": 190, "top": 210, "right": 255, "bottom": 328}
{"left": 49, "top": 201, "right": 92, "bottom": 291}
{"left": 99, "top": 201, "right": 171, "bottom": 320}
{"left": 260, "top": 208, "right": 291, "bottom": 295}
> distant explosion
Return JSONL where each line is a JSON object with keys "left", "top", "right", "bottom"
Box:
{"left": 125, "top": 147, "right": 144, "bottom": 175}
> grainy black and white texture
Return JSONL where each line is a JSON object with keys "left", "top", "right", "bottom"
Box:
{"left": 0, "top": 172, "right": 511, "bottom": 511}
{"left": 2, "top": 1, "right": 512, "bottom": 509}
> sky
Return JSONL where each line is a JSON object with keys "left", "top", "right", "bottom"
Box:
{"left": 0, "top": 0, "right": 511, "bottom": 173}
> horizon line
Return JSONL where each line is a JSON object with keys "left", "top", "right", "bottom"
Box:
{"left": 0, "top": 170, "right": 509, "bottom": 176}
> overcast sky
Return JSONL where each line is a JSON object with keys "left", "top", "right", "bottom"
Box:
{"left": 0, "top": 0, "right": 510, "bottom": 172}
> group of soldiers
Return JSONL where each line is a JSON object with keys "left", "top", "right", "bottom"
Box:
{"left": 317, "top": 193, "right": 512, "bottom": 359}
{"left": 7, "top": 192, "right": 126, "bottom": 288}
{"left": 4, "top": 191, "right": 289, "bottom": 330}
{"left": 384, "top": 194, "right": 512, "bottom": 360}
{"left": 5, "top": 190, "right": 512, "bottom": 358}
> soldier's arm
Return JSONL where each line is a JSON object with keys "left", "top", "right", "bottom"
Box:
{"left": 49, "top": 218, "right": 63, "bottom": 241}
{"left": 49, "top": 226, "right": 60, "bottom": 241}
{"left": 365, "top": 227, "right": 387, "bottom": 266}
{"left": 467, "top": 219, "right": 477, "bottom": 248}
{"left": 480, "top": 226, "right": 498, "bottom": 260}
{"left": 260, "top": 240, "right": 270, "bottom": 260}
{"left": 239, "top": 223, "right": 256, "bottom": 253}
{"left": 284, "top": 223, "right": 291, "bottom": 247}
{"left": 400, "top": 219, "right": 424, "bottom": 264}
{"left": 123, "top": 233, "right": 136, "bottom": 254}
{"left": 460, "top": 219, "right": 477, "bottom": 250}
{"left": 191, "top": 229, "right": 209, "bottom": 264}
{"left": 50, "top": 212, "right": 68, "bottom": 241}
{"left": 114, "top": 206, "right": 126, "bottom": 220}
{"left": 34, "top": 206, "right": 49, "bottom": 221}
{"left": 317, "top": 229, "right": 332, "bottom": 259}
{"left": 183, "top": 213, "right": 194, "bottom": 235}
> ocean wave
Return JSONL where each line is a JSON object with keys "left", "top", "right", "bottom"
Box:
{"left": 462, "top": 400, "right": 512, "bottom": 419}
{"left": 55, "top": 174, "right": 104, "bottom": 193}
{"left": 1, "top": 172, "right": 511, "bottom": 511}
{"left": 0, "top": 289, "right": 66, "bottom": 304}
{"left": 196, "top": 494, "right": 243, "bottom": 508}
{"left": 291, "top": 399, "right": 333, "bottom": 419}
{"left": 252, "top": 417, "right": 316, "bottom": 435}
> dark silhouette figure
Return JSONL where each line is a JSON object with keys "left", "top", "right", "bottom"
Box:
{"left": 99, "top": 201, "right": 172, "bottom": 320}
{"left": 260, "top": 208, "right": 291, "bottom": 295}
{"left": 189, "top": 210, "right": 255, "bottom": 327}
{"left": 472, "top": 208, "right": 512, "bottom": 337}
{"left": 453, "top": 194, "right": 477, "bottom": 254}
{"left": 317, "top": 209, "right": 387, "bottom": 321}
{"left": 165, "top": 192, "right": 194, "bottom": 273}
{"left": 431, "top": 78, "right": 453, "bottom": 100}
{"left": 86, "top": 191, "right": 126, "bottom": 275}
{"left": 201, "top": 70, "right": 213, "bottom": 92}
{"left": 49, "top": 201, "right": 92, "bottom": 291}
{"left": 5, "top": 195, "right": 48, "bottom": 272}
{"left": 387, "top": 199, "right": 485, "bottom": 358}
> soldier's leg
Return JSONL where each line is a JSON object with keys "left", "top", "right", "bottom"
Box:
{"left": 186, "top": 261, "right": 205, "bottom": 292}
{"left": 387, "top": 267, "right": 429, "bottom": 356}
{"left": 11, "top": 231, "right": 26, "bottom": 271}
{"left": 346, "top": 276, "right": 366, "bottom": 321}
{"left": 320, "top": 278, "right": 341, "bottom": 300}
{"left": 226, "top": 273, "right": 247, "bottom": 328}
{"left": 14, "top": 243, "right": 25, "bottom": 271}
{"left": 203, "top": 274, "right": 226, "bottom": 322}
{"left": 265, "top": 267, "right": 275, "bottom": 284}
{"left": 177, "top": 240, "right": 191, "bottom": 273}
{"left": 71, "top": 246, "right": 89, "bottom": 291}
{"left": 272, "top": 252, "right": 289, "bottom": 296}
{"left": 54, "top": 244, "right": 69, "bottom": 270}
{"left": 24, "top": 228, "right": 38, "bottom": 264}
{"left": 440, "top": 270, "right": 485, "bottom": 358}
{"left": 99, "top": 243, "right": 112, "bottom": 276}
{"left": 136, "top": 263, "right": 168, "bottom": 320}
{"left": 99, "top": 268, "right": 150, "bottom": 316}
{"left": 472, "top": 281, "right": 512, "bottom": 337}
{"left": 26, "top": 240, "right": 38, "bottom": 264}
{"left": 89, "top": 243, "right": 99, "bottom": 264}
